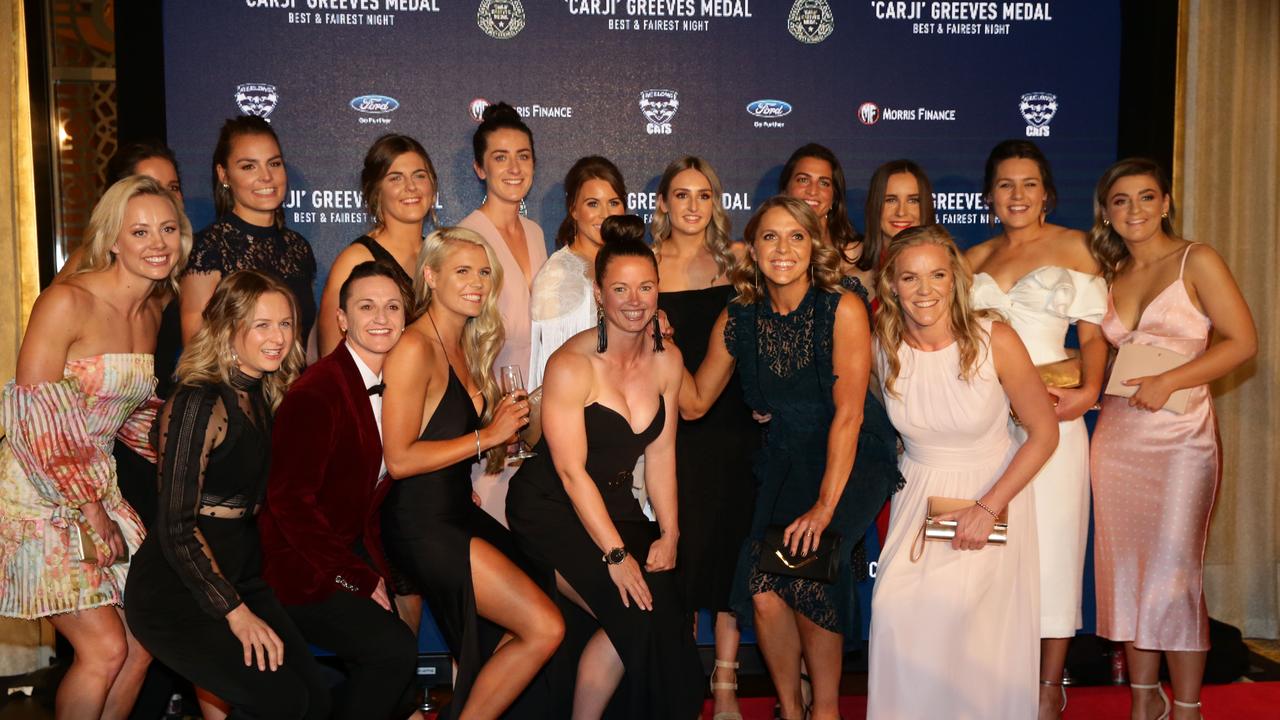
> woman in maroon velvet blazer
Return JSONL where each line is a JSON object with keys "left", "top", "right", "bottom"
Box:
{"left": 259, "top": 261, "right": 418, "bottom": 720}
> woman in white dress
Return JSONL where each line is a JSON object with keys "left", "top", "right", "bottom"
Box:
{"left": 528, "top": 156, "right": 626, "bottom": 388}
{"left": 965, "top": 140, "right": 1107, "bottom": 720}
{"left": 867, "top": 225, "right": 1058, "bottom": 720}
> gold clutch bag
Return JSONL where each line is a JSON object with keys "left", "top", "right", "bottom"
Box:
{"left": 910, "top": 496, "right": 1008, "bottom": 562}
{"left": 1037, "top": 349, "right": 1082, "bottom": 389}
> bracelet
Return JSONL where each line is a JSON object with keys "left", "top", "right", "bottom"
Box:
{"left": 974, "top": 500, "right": 999, "bottom": 519}
{"left": 474, "top": 430, "right": 482, "bottom": 463}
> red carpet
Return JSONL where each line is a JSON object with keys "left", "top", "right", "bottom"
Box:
{"left": 701, "top": 681, "right": 1280, "bottom": 718}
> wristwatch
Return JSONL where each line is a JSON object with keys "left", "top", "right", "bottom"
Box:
{"left": 602, "top": 547, "right": 628, "bottom": 565}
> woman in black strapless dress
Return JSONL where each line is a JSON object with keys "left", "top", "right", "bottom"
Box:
{"left": 380, "top": 227, "right": 562, "bottom": 720}
{"left": 508, "top": 216, "right": 703, "bottom": 720}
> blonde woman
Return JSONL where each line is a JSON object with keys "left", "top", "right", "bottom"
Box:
{"left": 0, "top": 176, "right": 187, "bottom": 718}
{"left": 124, "top": 270, "right": 329, "bottom": 719}
{"left": 652, "top": 156, "right": 759, "bottom": 720}
{"left": 867, "top": 226, "right": 1058, "bottom": 719}
{"left": 380, "top": 227, "right": 563, "bottom": 720}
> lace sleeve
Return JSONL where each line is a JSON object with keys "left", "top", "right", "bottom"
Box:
{"left": 723, "top": 306, "right": 740, "bottom": 359}
{"left": 0, "top": 378, "right": 114, "bottom": 507}
{"left": 154, "top": 386, "right": 242, "bottom": 618}
{"left": 529, "top": 250, "right": 593, "bottom": 388}
{"left": 186, "top": 225, "right": 225, "bottom": 275}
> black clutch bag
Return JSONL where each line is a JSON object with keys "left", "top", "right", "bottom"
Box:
{"left": 758, "top": 525, "right": 842, "bottom": 584}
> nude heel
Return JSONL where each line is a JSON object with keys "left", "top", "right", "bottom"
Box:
{"left": 1130, "top": 682, "right": 1170, "bottom": 720}
{"left": 710, "top": 659, "right": 743, "bottom": 720}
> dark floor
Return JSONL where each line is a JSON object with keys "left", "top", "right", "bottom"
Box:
{"left": 3, "top": 638, "right": 1278, "bottom": 719}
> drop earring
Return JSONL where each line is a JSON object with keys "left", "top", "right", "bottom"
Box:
{"left": 596, "top": 307, "right": 608, "bottom": 353}
{"left": 651, "top": 315, "right": 664, "bottom": 352}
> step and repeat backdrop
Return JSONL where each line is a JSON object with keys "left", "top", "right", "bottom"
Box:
{"left": 164, "top": 0, "right": 1120, "bottom": 651}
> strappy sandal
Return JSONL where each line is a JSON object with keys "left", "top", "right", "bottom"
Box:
{"left": 1130, "top": 682, "right": 1171, "bottom": 720}
{"left": 1040, "top": 678, "right": 1067, "bottom": 712}
{"left": 1172, "top": 698, "right": 1203, "bottom": 719}
{"left": 710, "top": 659, "right": 743, "bottom": 720}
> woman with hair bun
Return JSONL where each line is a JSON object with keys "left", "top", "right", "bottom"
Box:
{"left": 528, "top": 155, "right": 627, "bottom": 388}
{"left": 509, "top": 214, "right": 703, "bottom": 719}
{"left": 460, "top": 101, "right": 549, "bottom": 523}
{"left": 380, "top": 227, "right": 562, "bottom": 720}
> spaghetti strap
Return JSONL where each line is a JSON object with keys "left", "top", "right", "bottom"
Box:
{"left": 1178, "top": 242, "right": 1199, "bottom": 278}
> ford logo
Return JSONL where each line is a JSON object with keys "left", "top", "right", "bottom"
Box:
{"left": 746, "top": 99, "right": 792, "bottom": 118}
{"left": 350, "top": 95, "right": 400, "bottom": 114}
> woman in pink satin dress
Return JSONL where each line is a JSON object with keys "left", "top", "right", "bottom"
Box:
{"left": 1089, "top": 159, "right": 1256, "bottom": 720}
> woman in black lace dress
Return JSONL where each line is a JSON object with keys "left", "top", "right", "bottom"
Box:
{"left": 681, "top": 197, "right": 900, "bottom": 720}
{"left": 179, "top": 116, "right": 317, "bottom": 347}
{"left": 125, "top": 271, "right": 329, "bottom": 719}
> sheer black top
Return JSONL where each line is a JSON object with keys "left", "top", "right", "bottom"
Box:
{"left": 153, "top": 370, "right": 272, "bottom": 618}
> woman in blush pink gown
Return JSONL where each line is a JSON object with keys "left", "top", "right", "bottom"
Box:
{"left": 1089, "top": 159, "right": 1256, "bottom": 720}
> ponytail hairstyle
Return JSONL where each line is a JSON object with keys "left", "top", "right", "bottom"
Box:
{"left": 1088, "top": 158, "right": 1177, "bottom": 282}
{"left": 874, "top": 225, "right": 996, "bottom": 397}
{"left": 211, "top": 115, "right": 286, "bottom": 228}
{"left": 729, "top": 196, "right": 841, "bottom": 306}
{"left": 176, "top": 270, "right": 305, "bottom": 410}
{"left": 650, "top": 156, "right": 735, "bottom": 280}
{"left": 556, "top": 156, "right": 627, "bottom": 247}
{"left": 413, "top": 227, "right": 507, "bottom": 473}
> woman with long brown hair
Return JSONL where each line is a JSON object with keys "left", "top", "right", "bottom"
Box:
{"left": 1089, "top": 159, "right": 1255, "bottom": 720}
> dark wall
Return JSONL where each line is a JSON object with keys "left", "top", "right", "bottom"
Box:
{"left": 1116, "top": 0, "right": 1179, "bottom": 174}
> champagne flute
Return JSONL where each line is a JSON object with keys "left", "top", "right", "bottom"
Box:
{"left": 499, "top": 365, "right": 537, "bottom": 461}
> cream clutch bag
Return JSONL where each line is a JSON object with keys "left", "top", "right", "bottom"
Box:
{"left": 910, "top": 497, "right": 1008, "bottom": 562}
{"left": 1104, "top": 343, "right": 1192, "bottom": 414}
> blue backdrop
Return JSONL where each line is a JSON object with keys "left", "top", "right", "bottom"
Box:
{"left": 163, "top": 0, "right": 1120, "bottom": 653}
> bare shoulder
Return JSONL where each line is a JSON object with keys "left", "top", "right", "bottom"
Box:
{"left": 30, "top": 280, "right": 92, "bottom": 323}
{"left": 654, "top": 342, "right": 685, "bottom": 387}
{"left": 1051, "top": 225, "right": 1098, "bottom": 273}
{"left": 328, "top": 242, "right": 375, "bottom": 279}
{"left": 543, "top": 343, "right": 594, "bottom": 397}
{"left": 387, "top": 325, "right": 435, "bottom": 365}
{"left": 988, "top": 319, "right": 1023, "bottom": 353}
{"left": 964, "top": 238, "right": 998, "bottom": 270}
{"left": 1182, "top": 240, "right": 1231, "bottom": 280}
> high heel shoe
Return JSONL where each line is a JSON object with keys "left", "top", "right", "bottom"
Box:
{"left": 710, "top": 659, "right": 743, "bottom": 720}
{"left": 1130, "top": 682, "right": 1171, "bottom": 720}
{"left": 1172, "top": 698, "right": 1203, "bottom": 719}
{"left": 1040, "top": 678, "right": 1067, "bottom": 712}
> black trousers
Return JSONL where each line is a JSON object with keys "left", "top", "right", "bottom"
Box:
{"left": 285, "top": 589, "right": 418, "bottom": 720}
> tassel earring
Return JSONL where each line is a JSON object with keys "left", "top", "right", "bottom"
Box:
{"left": 651, "top": 315, "right": 664, "bottom": 352}
{"left": 596, "top": 308, "right": 608, "bottom": 353}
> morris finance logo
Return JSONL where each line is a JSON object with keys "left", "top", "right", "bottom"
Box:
{"left": 469, "top": 98, "right": 491, "bottom": 122}
{"left": 787, "top": 0, "right": 834, "bottom": 44}
{"left": 350, "top": 95, "right": 400, "bottom": 114}
{"left": 857, "top": 102, "right": 880, "bottom": 126}
{"left": 477, "top": 0, "right": 526, "bottom": 40}
{"left": 639, "top": 89, "right": 679, "bottom": 135}
{"left": 234, "top": 83, "right": 279, "bottom": 120}
{"left": 1019, "top": 92, "right": 1058, "bottom": 137}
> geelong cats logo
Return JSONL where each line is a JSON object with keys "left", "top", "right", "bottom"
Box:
{"left": 1019, "top": 92, "right": 1058, "bottom": 137}
{"left": 787, "top": 0, "right": 834, "bottom": 44}
{"left": 639, "top": 89, "right": 679, "bottom": 135}
{"left": 235, "top": 83, "right": 279, "bottom": 120}
{"left": 477, "top": 0, "right": 526, "bottom": 40}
